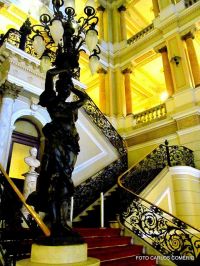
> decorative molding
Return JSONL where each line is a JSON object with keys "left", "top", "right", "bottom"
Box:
{"left": 0, "top": 79, "right": 22, "bottom": 99}
{"left": 171, "top": 106, "right": 200, "bottom": 120}
{"left": 8, "top": 74, "right": 44, "bottom": 96}
{"left": 127, "top": 133, "right": 178, "bottom": 151}
{"left": 177, "top": 124, "right": 200, "bottom": 136}
{"left": 10, "top": 108, "right": 50, "bottom": 128}
{"left": 125, "top": 117, "right": 175, "bottom": 138}
{"left": 3, "top": 42, "right": 40, "bottom": 66}
{"left": 169, "top": 165, "right": 200, "bottom": 178}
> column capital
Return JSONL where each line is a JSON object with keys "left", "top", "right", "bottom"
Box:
{"left": 118, "top": 5, "right": 126, "bottom": 12}
{"left": 0, "top": 80, "right": 22, "bottom": 99}
{"left": 122, "top": 67, "right": 132, "bottom": 74}
{"left": 181, "top": 32, "right": 195, "bottom": 41}
{"left": 97, "top": 5, "right": 105, "bottom": 12}
{"left": 158, "top": 46, "right": 167, "bottom": 53}
{"left": 97, "top": 68, "right": 107, "bottom": 74}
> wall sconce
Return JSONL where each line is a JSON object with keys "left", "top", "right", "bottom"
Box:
{"left": 171, "top": 55, "right": 181, "bottom": 66}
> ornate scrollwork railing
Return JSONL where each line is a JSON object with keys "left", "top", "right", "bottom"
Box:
{"left": 81, "top": 96, "right": 127, "bottom": 158}
{"left": 118, "top": 142, "right": 199, "bottom": 265}
{"left": 127, "top": 23, "right": 154, "bottom": 45}
{"left": 118, "top": 186, "right": 200, "bottom": 265}
{"left": 121, "top": 140, "right": 194, "bottom": 194}
{"left": 73, "top": 94, "right": 127, "bottom": 216}
{"left": 0, "top": 18, "right": 35, "bottom": 56}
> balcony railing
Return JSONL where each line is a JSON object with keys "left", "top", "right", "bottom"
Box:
{"left": 185, "top": 0, "right": 200, "bottom": 8}
{"left": 133, "top": 103, "right": 167, "bottom": 126}
{"left": 127, "top": 24, "right": 154, "bottom": 45}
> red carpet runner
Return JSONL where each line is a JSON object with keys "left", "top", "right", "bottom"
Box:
{"left": 74, "top": 228, "right": 157, "bottom": 265}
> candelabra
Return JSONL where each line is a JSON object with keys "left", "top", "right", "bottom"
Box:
{"left": 32, "top": 0, "right": 100, "bottom": 76}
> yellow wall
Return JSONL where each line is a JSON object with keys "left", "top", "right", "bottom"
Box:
{"left": 140, "top": 166, "right": 200, "bottom": 229}
{"left": 140, "top": 167, "right": 177, "bottom": 215}
{"left": 172, "top": 170, "right": 200, "bottom": 229}
{"left": 127, "top": 143, "right": 158, "bottom": 167}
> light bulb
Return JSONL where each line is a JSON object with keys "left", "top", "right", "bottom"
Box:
{"left": 85, "top": 29, "right": 98, "bottom": 53}
{"left": 32, "top": 35, "right": 45, "bottom": 57}
{"left": 89, "top": 55, "right": 99, "bottom": 75}
{"left": 49, "top": 19, "right": 64, "bottom": 44}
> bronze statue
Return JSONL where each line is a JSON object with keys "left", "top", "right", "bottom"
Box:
{"left": 27, "top": 68, "right": 87, "bottom": 244}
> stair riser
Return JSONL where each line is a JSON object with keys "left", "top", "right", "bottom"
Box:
{"left": 85, "top": 236, "right": 132, "bottom": 248}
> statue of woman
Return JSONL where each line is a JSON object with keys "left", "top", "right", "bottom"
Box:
{"left": 27, "top": 68, "right": 87, "bottom": 241}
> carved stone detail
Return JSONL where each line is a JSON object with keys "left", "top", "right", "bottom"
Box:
{"left": 0, "top": 80, "right": 22, "bottom": 99}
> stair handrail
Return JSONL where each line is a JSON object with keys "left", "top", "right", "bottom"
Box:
{"left": 73, "top": 90, "right": 128, "bottom": 216}
{"left": 0, "top": 164, "right": 50, "bottom": 236}
{"left": 120, "top": 141, "right": 194, "bottom": 195}
{"left": 80, "top": 92, "right": 127, "bottom": 158}
{"left": 118, "top": 143, "right": 200, "bottom": 265}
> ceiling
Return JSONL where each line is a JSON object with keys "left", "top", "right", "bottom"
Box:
{"left": 0, "top": 0, "right": 200, "bottom": 114}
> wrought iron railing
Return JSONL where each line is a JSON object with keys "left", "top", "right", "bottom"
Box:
{"left": 185, "top": 0, "right": 200, "bottom": 8}
{"left": 73, "top": 93, "right": 127, "bottom": 216}
{"left": 133, "top": 103, "right": 167, "bottom": 126}
{"left": 81, "top": 94, "right": 127, "bottom": 158}
{"left": 127, "top": 23, "right": 154, "bottom": 45}
{"left": 0, "top": 19, "right": 34, "bottom": 55}
{"left": 0, "top": 18, "right": 55, "bottom": 61}
{"left": 120, "top": 140, "right": 194, "bottom": 194}
{"left": 118, "top": 142, "right": 200, "bottom": 265}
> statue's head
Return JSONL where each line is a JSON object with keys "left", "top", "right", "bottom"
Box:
{"left": 55, "top": 77, "right": 73, "bottom": 100}
{"left": 30, "top": 147, "right": 37, "bottom": 157}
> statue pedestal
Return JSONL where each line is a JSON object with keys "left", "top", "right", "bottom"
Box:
{"left": 16, "top": 243, "right": 100, "bottom": 266}
{"left": 21, "top": 171, "right": 39, "bottom": 228}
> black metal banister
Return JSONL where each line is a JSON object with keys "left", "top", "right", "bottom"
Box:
{"left": 118, "top": 142, "right": 200, "bottom": 265}
{"left": 73, "top": 92, "right": 128, "bottom": 216}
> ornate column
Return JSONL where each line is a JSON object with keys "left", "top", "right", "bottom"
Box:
{"left": 97, "top": 6, "right": 105, "bottom": 41}
{"left": 182, "top": 32, "right": 200, "bottom": 87}
{"left": 159, "top": 47, "right": 174, "bottom": 96}
{"left": 152, "top": 0, "right": 160, "bottom": 17}
{"left": 158, "top": 0, "right": 171, "bottom": 10}
{"left": 97, "top": 68, "right": 107, "bottom": 114}
{"left": 112, "top": 6, "right": 121, "bottom": 43}
{"left": 118, "top": 5, "right": 127, "bottom": 41}
{"left": 122, "top": 67, "right": 132, "bottom": 115}
{"left": 0, "top": 80, "right": 22, "bottom": 168}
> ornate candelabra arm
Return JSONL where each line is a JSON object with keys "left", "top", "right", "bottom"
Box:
{"left": 77, "top": 15, "right": 99, "bottom": 33}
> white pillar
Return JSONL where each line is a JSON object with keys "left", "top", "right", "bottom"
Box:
{"left": 0, "top": 80, "right": 22, "bottom": 168}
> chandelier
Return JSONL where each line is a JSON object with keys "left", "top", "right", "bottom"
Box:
{"left": 32, "top": 0, "right": 100, "bottom": 78}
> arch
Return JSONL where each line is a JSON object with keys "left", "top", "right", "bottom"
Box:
{"left": 7, "top": 108, "right": 50, "bottom": 181}
{"left": 11, "top": 108, "right": 50, "bottom": 134}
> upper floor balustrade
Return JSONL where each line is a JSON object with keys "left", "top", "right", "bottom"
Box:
{"left": 133, "top": 103, "right": 167, "bottom": 127}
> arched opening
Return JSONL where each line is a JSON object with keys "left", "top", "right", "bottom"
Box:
{"left": 7, "top": 118, "right": 41, "bottom": 189}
